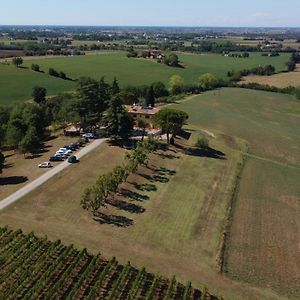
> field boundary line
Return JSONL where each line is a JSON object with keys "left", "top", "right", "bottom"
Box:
{"left": 243, "top": 152, "right": 300, "bottom": 170}
{"left": 218, "top": 153, "right": 248, "bottom": 274}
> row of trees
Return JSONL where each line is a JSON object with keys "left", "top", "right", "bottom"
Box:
{"left": 81, "top": 139, "right": 158, "bottom": 215}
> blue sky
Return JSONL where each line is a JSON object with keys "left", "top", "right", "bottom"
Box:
{"left": 1, "top": 0, "right": 300, "bottom": 27}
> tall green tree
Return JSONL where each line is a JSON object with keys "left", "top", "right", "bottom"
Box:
{"left": 137, "top": 119, "right": 147, "bottom": 141}
{"left": 32, "top": 86, "right": 47, "bottom": 104}
{"left": 76, "top": 77, "right": 111, "bottom": 128}
{"left": 169, "top": 75, "right": 184, "bottom": 95}
{"left": 153, "top": 108, "right": 189, "bottom": 143}
{"left": 12, "top": 57, "right": 23, "bottom": 68}
{"left": 146, "top": 86, "right": 155, "bottom": 107}
{"left": 151, "top": 82, "right": 169, "bottom": 98}
{"left": 18, "top": 127, "right": 40, "bottom": 157}
{"left": 104, "top": 95, "right": 133, "bottom": 140}
{"left": 198, "top": 73, "right": 217, "bottom": 90}
{"left": 111, "top": 77, "right": 120, "bottom": 95}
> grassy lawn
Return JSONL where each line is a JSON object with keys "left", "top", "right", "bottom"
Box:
{"left": 0, "top": 135, "right": 277, "bottom": 300}
{"left": 0, "top": 63, "right": 74, "bottom": 105}
{"left": 0, "top": 52, "right": 289, "bottom": 105}
{"left": 170, "top": 88, "right": 300, "bottom": 298}
{"left": 0, "top": 134, "right": 78, "bottom": 200}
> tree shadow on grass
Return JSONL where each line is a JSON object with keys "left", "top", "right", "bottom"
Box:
{"left": 154, "top": 167, "right": 176, "bottom": 176}
{"left": 131, "top": 182, "right": 157, "bottom": 192}
{"left": 175, "top": 143, "right": 226, "bottom": 160}
{"left": 108, "top": 199, "right": 145, "bottom": 214}
{"left": 186, "top": 147, "right": 226, "bottom": 160}
{"left": 93, "top": 212, "right": 134, "bottom": 227}
{"left": 3, "top": 163, "right": 14, "bottom": 169}
{"left": 0, "top": 176, "right": 28, "bottom": 185}
{"left": 119, "top": 188, "right": 150, "bottom": 202}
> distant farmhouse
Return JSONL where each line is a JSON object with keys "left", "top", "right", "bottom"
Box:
{"left": 140, "top": 49, "right": 166, "bottom": 62}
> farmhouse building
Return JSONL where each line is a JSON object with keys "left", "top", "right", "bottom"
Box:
{"left": 126, "top": 104, "right": 161, "bottom": 129}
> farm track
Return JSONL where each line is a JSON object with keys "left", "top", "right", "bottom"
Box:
{"left": 0, "top": 228, "right": 218, "bottom": 300}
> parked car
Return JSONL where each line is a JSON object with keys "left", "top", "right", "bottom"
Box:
{"left": 56, "top": 149, "right": 72, "bottom": 155}
{"left": 59, "top": 148, "right": 72, "bottom": 153}
{"left": 67, "top": 156, "right": 77, "bottom": 164}
{"left": 38, "top": 162, "right": 52, "bottom": 168}
{"left": 54, "top": 153, "right": 67, "bottom": 159}
{"left": 83, "top": 133, "right": 94, "bottom": 139}
{"left": 49, "top": 156, "right": 64, "bottom": 162}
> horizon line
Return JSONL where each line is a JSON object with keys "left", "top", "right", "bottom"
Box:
{"left": 1, "top": 24, "right": 300, "bottom": 29}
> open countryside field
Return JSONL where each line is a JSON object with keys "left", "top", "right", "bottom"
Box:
{"left": 170, "top": 88, "right": 300, "bottom": 298}
{"left": 241, "top": 64, "right": 300, "bottom": 88}
{"left": 0, "top": 135, "right": 281, "bottom": 300}
{"left": 0, "top": 63, "right": 74, "bottom": 105}
{"left": 0, "top": 51, "right": 289, "bottom": 105}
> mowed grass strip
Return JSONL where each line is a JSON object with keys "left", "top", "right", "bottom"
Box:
{"left": 226, "top": 158, "right": 300, "bottom": 298}
{"left": 0, "top": 137, "right": 267, "bottom": 299}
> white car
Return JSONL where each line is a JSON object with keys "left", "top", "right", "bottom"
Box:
{"left": 83, "top": 133, "right": 94, "bottom": 139}
{"left": 56, "top": 149, "right": 72, "bottom": 155}
{"left": 38, "top": 162, "right": 52, "bottom": 168}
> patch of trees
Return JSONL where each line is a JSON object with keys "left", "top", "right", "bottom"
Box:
{"left": 2, "top": 103, "right": 49, "bottom": 157}
{"left": 31, "top": 64, "right": 42, "bottom": 72}
{"left": 103, "top": 95, "right": 134, "bottom": 141}
{"left": 286, "top": 52, "right": 300, "bottom": 71}
{"left": 81, "top": 139, "right": 158, "bottom": 217}
{"left": 126, "top": 46, "right": 138, "bottom": 58}
{"left": 153, "top": 108, "right": 189, "bottom": 144}
{"left": 12, "top": 57, "right": 23, "bottom": 67}
{"left": 32, "top": 86, "right": 47, "bottom": 104}
{"left": 48, "top": 68, "right": 70, "bottom": 80}
{"left": 238, "top": 82, "right": 300, "bottom": 100}
{"left": 163, "top": 53, "right": 180, "bottom": 67}
{"left": 228, "top": 65, "right": 276, "bottom": 81}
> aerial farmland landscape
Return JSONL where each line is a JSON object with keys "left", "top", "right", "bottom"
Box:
{"left": 0, "top": 1, "right": 300, "bottom": 299}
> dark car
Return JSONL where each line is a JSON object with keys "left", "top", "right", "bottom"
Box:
{"left": 67, "top": 156, "right": 77, "bottom": 163}
{"left": 49, "top": 156, "right": 64, "bottom": 162}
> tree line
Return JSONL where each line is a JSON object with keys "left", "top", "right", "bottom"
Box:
{"left": 81, "top": 139, "right": 159, "bottom": 217}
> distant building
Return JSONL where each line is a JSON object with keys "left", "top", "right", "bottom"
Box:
{"left": 125, "top": 104, "right": 161, "bottom": 129}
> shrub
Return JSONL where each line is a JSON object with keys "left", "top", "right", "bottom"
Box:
{"left": 195, "top": 136, "right": 209, "bottom": 149}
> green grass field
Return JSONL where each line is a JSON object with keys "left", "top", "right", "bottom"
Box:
{"left": 0, "top": 52, "right": 290, "bottom": 105}
{"left": 1, "top": 88, "right": 299, "bottom": 298}
{"left": 0, "top": 63, "right": 74, "bottom": 105}
{"left": 170, "top": 88, "right": 300, "bottom": 298}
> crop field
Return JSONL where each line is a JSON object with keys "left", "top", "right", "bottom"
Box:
{"left": 0, "top": 227, "right": 216, "bottom": 300}
{"left": 0, "top": 51, "right": 290, "bottom": 105}
{"left": 170, "top": 88, "right": 300, "bottom": 298}
{"left": 241, "top": 64, "right": 300, "bottom": 88}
